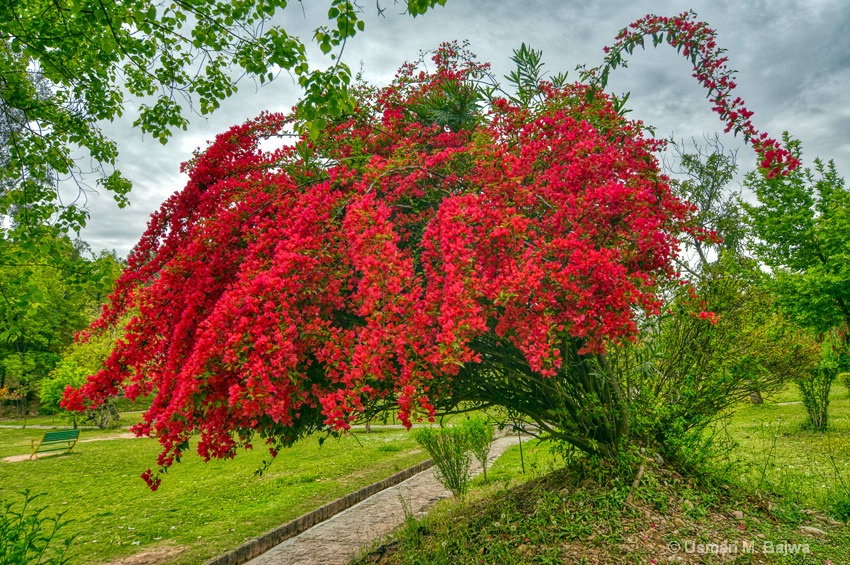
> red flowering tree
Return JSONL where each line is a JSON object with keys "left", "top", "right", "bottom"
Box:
{"left": 65, "top": 14, "right": 795, "bottom": 489}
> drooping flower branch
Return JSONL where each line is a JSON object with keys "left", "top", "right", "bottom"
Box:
{"left": 63, "top": 15, "right": 795, "bottom": 489}
{"left": 588, "top": 10, "right": 798, "bottom": 178}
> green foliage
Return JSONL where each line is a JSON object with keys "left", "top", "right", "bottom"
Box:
{"left": 0, "top": 1, "right": 446, "bottom": 235}
{"left": 503, "top": 43, "right": 569, "bottom": 108}
{"left": 621, "top": 264, "right": 821, "bottom": 464}
{"left": 0, "top": 236, "right": 122, "bottom": 414}
{"left": 0, "top": 490, "right": 76, "bottom": 565}
{"left": 614, "top": 139, "right": 823, "bottom": 466}
{"left": 832, "top": 490, "right": 850, "bottom": 522}
{"left": 39, "top": 363, "right": 89, "bottom": 418}
{"left": 414, "top": 426, "right": 473, "bottom": 497}
{"left": 462, "top": 417, "right": 494, "bottom": 483}
{"left": 840, "top": 372, "right": 850, "bottom": 396}
{"left": 669, "top": 136, "right": 747, "bottom": 261}
{"left": 410, "top": 79, "right": 484, "bottom": 132}
{"left": 40, "top": 315, "right": 123, "bottom": 429}
{"left": 742, "top": 135, "right": 850, "bottom": 342}
{"left": 796, "top": 363, "right": 837, "bottom": 431}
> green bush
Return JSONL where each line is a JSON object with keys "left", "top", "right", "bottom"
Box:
{"left": 463, "top": 417, "right": 495, "bottom": 483}
{"left": 839, "top": 372, "right": 850, "bottom": 397}
{"left": 414, "top": 426, "right": 473, "bottom": 497}
{"left": 0, "top": 491, "right": 76, "bottom": 565}
{"left": 618, "top": 265, "right": 821, "bottom": 467}
{"left": 796, "top": 366, "right": 837, "bottom": 431}
{"left": 40, "top": 322, "right": 125, "bottom": 429}
{"left": 832, "top": 488, "right": 850, "bottom": 522}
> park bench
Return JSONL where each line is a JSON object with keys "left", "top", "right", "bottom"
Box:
{"left": 30, "top": 429, "right": 80, "bottom": 460}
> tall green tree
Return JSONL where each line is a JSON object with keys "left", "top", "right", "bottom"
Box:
{"left": 668, "top": 136, "right": 747, "bottom": 267}
{"left": 742, "top": 135, "right": 850, "bottom": 348}
{"left": 0, "top": 236, "right": 121, "bottom": 414}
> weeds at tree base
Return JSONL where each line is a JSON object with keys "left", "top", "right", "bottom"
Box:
{"left": 354, "top": 447, "right": 850, "bottom": 565}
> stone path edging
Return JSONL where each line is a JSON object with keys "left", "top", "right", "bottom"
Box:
{"left": 204, "top": 459, "right": 435, "bottom": 565}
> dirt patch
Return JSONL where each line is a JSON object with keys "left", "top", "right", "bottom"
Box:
{"left": 4, "top": 452, "right": 63, "bottom": 463}
{"left": 80, "top": 432, "right": 139, "bottom": 442}
{"left": 105, "top": 544, "right": 189, "bottom": 565}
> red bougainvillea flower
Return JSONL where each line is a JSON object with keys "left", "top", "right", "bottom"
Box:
{"left": 64, "top": 17, "right": 795, "bottom": 489}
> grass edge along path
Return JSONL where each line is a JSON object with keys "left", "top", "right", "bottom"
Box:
{"left": 353, "top": 443, "right": 850, "bottom": 565}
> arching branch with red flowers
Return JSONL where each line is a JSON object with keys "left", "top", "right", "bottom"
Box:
{"left": 64, "top": 18, "right": 795, "bottom": 489}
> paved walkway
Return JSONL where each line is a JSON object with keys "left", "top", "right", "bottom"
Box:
{"left": 243, "top": 435, "right": 521, "bottom": 565}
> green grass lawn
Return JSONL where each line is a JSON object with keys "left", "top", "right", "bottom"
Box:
{"left": 721, "top": 380, "right": 850, "bottom": 514}
{"left": 5, "top": 383, "right": 850, "bottom": 565}
{"left": 1, "top": 424, "right": 427, "bottom": 564}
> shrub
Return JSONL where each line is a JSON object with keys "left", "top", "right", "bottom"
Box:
{"left": 463, "top": 417, "right": 495, "bottom": 483}
{"left": 0, "top": 490, "right": 76, "bottom": 565}
{"left": 796, "top": 366, "right": 836, "bottom": 431}
{"left": 839, "top": 372, "right": 850, "bottom": 397}
{"left": 414, "top": 426, "right": 473, "bottom": 497}
{"left": 620, "top": 267, "right": 820, "bottom": 464}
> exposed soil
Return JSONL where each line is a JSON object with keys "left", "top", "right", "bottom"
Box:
{"left": 104, "top": 544, "right": 189, "bottom": 565}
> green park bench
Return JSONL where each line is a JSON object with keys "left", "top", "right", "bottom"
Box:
{"left": 30, "top": 429, "right": 80, "bottom": 460}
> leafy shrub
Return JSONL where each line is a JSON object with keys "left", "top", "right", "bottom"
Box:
{"left": 796, "top": 366, "right": 836, "bottom": 431}
{"left": 831, "top": 488, "right": 850, "bottom": 522}
{"left": 414, "top": 426, "right": 473, "bottom": 497}
{"left": 0, "top": 490, "right": 76, "bottom": 565}
{"left": 462, "top": 417, "right": 495, "bottom": 483}
{"left": 41, "top": 321, "right": 124, "bottom": 429}
{"left": 620, "top": 267, "right": 820, "bottom": 465}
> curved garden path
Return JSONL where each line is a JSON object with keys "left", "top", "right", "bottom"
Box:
{"left": 240, "top": 435, "right": 521, "bottom": 565}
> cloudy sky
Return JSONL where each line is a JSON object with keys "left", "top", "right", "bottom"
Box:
{"left": 79, "top": 0, "right": 850, "bottom": 257}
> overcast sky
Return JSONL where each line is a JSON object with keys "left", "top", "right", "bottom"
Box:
{"left": 78, "top": 0, "right": 850, "bottom": 257}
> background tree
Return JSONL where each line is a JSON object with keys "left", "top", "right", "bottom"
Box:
{"left": 743, "top": 136, "right": 850, "bottom": 429}
{"left": 0, "top": 237, "right": 121, "bottom": 416}
{"left": 742, "top": 135, "right": 850, "bottom": 347}
{"left": 40, "top": 312, "right": 126, "bottom": 429}
{"left": 667, "top": 136, "right": 746, "bottom": 268}
{"left": 0, "top": 0, "right": 446, "bottom": 240}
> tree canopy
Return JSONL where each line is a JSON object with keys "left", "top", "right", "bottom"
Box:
{"left": 743, "top": 135, "right": 850, "bottom": 347}
{"left": 0, "top": 236, "right": 121, "bottom": 412}
{"left": 0, "top": 0, "right": 447, "bottom": 238}
{"left": 64, "top": 13, "right": 799, "bottom": 489}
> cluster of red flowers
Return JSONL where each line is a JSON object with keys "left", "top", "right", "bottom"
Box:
{"left": 64, "top": 16, "right": 792, "bottom": 489}
{"left": 599, "top": 11, "right": 799, "bottom": 178}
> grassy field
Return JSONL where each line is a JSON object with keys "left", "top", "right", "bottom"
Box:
{"left": 1, "top": 423, "right": 427, "bottom": 564}
{"left": 4, "top": 382, "right": 850, "bottom": 565}
{"left": 721, "top": 381, "right": 850, "bottom": 515}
